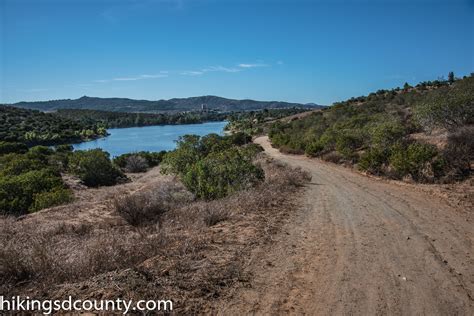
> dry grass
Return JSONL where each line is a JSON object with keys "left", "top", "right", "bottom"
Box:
{"left": 260, "top": 158, "right": 312, "bottom": 187}
{"left": 0, "top": 218, "right": 167, "bottom": 287}
{"left": 203, "top": 206, "right": 231, "bottom": 227}
{"left": 0, "top": 157, "right": 309, "bottom": 312}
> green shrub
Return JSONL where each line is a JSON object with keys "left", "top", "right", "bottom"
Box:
{"left": 318, "top": 130, "right": 336, "bottom": 151}
{"left": 0, "top": 142, "right": 28, "bottom": 155}
{"left": 161, "top": 135, "right": 203, "bottom": 175}
{"left": 0, "top": 153, "right": 46, "bottom": 176}
{"left": 48, "top": 152, "right": 71, "bottom": 172}
{"left": 69, "top": 149, "right": 125, "bottom": 187}
{"left": 358, "top": 147, "right": 388, "bottom": 174}
{"left": 389, "top": 142, "right": 437, "bottom": 180}
{"left": 161, "top": 133, "right": 243, "bottom": 175}
{"left": 369, "top": 120, "right": 406, "bottom": 148}
{"left": 199, "top": 133, "right": 235, "bottom": 155}
{"left": 431, "top": 156, "right": 448, "bottom": 179}
{"left": 143, "top": 151, "right": 167, "bottom": 167}
{"left": 162, "top": 134, "right": 264, "bottom": 200}
{"left": 388, "top": 143, "right": 410, "bottom": 177}
{"left": 305, "top": 140, "right": 325, "bottom": 157}
{"left": 49, "top": 145, "right": 74, "bottom": 171}
{"left": 335, "top": 130, "right": 364, "bottom": 159}
{"left": 228, "top": 132, "right": 252, "bottom": 146}
{"left": 26, "top": 146, "right": 55, "bottom": 164}
{"left": 0, "top": 169, "right": 66, "bottom": 215}
{"left": 406, "top": 143, "right": 438, "bottom": 176}
{"left": 182, "top": 148, "right": 264, "bottom": 200}
{"left": 55, "top": 144, "right": 74, "bottom": 153}
{"left": 29, "top": 188, "right": 73, "bottom": 212}
{"left": 0, "top": 144, "right": 78, "bottom": 215}
{"left": 28, "top": 145, "right": 54, "bottom": 157}
{"left": 239, "top": 143, "right": 264, "bottom": 157}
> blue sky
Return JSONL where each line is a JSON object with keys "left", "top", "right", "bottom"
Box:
{"left": 1, "top": 0, "right": 473, "bottom": 105}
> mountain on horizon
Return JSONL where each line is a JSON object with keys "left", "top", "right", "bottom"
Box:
{"left": 5, "top": 95, "right": 324, "bottom": 113}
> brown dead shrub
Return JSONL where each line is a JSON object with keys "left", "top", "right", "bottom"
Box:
{"left": 125, "top": 155, "right": 149, "bottom": 173}
{"left": 114, "top": 193, "right": 165, "bottom": 226}
{"left": 203, "top": 206, "right": 230, "bottom": 227}
{"left": 279, "top": 145, "right": 305, "bottom": 155}
{"left": 76, "top": 228, "right": 167, "bottom": 277}
{"left": 115, "top": 182, "right": 193, "bottom": 226}
{"left": 441, "top": 126, "right": 474, "bottom": 181}
{"left": 261, "top": 159, "right": 312, "bottom": 187}
{"left": 321, "top": 151, "right": 343, "bottom": 163}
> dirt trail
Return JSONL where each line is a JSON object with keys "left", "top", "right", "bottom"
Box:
{"left": 218, "top": 136, "right": 473, "bottom": 315}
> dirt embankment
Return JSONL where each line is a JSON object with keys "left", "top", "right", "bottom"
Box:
{"left": 217, "top": 136, "right": 473, "bottom": 315}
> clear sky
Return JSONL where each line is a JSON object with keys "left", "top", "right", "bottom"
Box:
{"left": 1, "top": 0, "right": 473, "bottom": 105}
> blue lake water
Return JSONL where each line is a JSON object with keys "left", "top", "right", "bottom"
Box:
{"left": 73, "top": 121, "right": 227, "bottom": 157}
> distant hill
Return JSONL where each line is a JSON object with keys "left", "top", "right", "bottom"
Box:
{"left": 6, "top": 96, "right": 324, "bottom": 113}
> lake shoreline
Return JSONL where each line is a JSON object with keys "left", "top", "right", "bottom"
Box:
{"left": 72, "top": 121, "right": 228, "bottom": 157}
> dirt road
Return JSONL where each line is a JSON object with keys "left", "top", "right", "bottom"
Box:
{"left": 218, "top": 136, "right": 473, "bottom": 315}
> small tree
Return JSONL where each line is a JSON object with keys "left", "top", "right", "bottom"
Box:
{"left": 448, "top": 71, "right": 455, "bottom": 84}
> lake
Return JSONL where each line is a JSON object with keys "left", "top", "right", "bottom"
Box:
{"left": 73, "top": 121, "right": 227, "bottom": 157}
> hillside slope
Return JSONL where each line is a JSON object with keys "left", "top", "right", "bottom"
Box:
{"left": 0, "top": 105, "right": 106, "bottom": 145}
{"left": 7, "top": 95, "right": 323, "bottom": 113}
{"left": 268, "top": 75, "right": 473, "bottom": 183}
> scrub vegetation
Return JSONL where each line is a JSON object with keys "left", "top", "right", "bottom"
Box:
{"left": 0, "top": 144, "right": 127, "bottom": 215}
{"left": 225, "top": 108, "right": 313, "bottom": 135}
{"left": 0, "top": 134, "right": 310, "bottom": 312}
{"left": 161, "top": 132, "right": 264, "bottom": 199}
{"left": 55, "top": 108, "right": 228, "bottom": 128}
{"left": 0, "top": 106, "right": 106, "bottom": 145}
{"left": 0, "top": 103, "right": 306, "bottom": 216}
{"left": 268, "top": 74, "right": 473, "bottom": 182}
{"left": 112, "top": 151, "right": 166, "bottom": 172}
